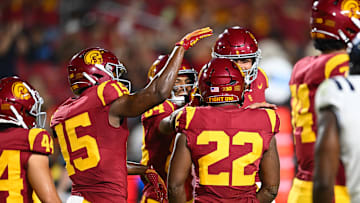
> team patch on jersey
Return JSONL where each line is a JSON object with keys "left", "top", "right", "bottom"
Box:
{"left": 12, "top": 82, "right": 31, "bottom": 100}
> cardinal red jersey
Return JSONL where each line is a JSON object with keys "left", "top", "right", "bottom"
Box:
{"left": 141, "top": 100, "right": 194, "bottom": 202}
{"left": 141, "top": 100, "right": 179, "bottom": 180}
{"left": 0, "top": 127, "right": 54, "bottom": 203}
{"left": 243, "top": 68, "right": 268, "bottom": 107}
{"left": 289, "top": 52, "right": 349, "bottom": 184}
{"left": 175, "top": 105, "right": 280, "bottom": 202}
{"left": 50, "top": 80, "right": 130, "bottom": 202}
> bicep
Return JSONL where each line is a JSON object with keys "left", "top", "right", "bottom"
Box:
{"left": 27, "top": 154, "right": 60, "bottom": 203}
{"left": 168, "top": 133, "right": 192, "bottom": 187}
{"left": 259, "top": 136, "right": 280, "bottom": 188}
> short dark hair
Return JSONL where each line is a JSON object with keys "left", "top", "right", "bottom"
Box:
{"left": 313, "top": 39, "right": 346, "bottom": 52}
{"left": 350, "top": 42, "right": 360, "bottom": 75}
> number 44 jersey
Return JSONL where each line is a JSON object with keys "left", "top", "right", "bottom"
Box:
{"left": 289, "top": 52, "right": 348, "bottom": 183}
{"left": 175, "top": 105, "right": 280, "bottom": 202}
{"left": 50, "top": 80, "right": 130, "bottom": 202}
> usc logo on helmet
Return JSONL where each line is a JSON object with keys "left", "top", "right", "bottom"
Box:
{"left": 12, "top": 82, "right": 31, "bottom": 100}
{"left": 84, "top": 50, "right": 103, "bottom": 65}
{"left": 341, "top": 0, "right": 360, "bottom": 18}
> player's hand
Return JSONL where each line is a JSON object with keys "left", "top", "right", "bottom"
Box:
{"left": 245, "top": 102, "right": 277, "bottom": 110}
{"left": 176, "top": 27, "right": 213, "bottom": 50}
{"left": 143, "top": 167, "right": 168, "bottom": 202}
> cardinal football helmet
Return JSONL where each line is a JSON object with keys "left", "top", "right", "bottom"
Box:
{"left": 68, "top": 47, "right": 130, "bottom": 95}
{"left": 148, "top": 55, "right": 197, "bottom": 106}
{"left": 311, "top": 0, "right": 360, "bottom": 46}
{"left": 199, "top": 58, "right": 246, "bottom": 104}
{"left": 212, "top": 26, "right": 261, "bottom": 85}
{"left": 0, "top": 76, "right": 46, "bottom": 129}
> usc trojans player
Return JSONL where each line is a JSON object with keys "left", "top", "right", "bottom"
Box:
{"left": 50, "top": 27, "right": 213, "bottom": 203}
{"left": 288, "top": 1, "right": 360, "bottom": 202}
{"left": 168, "top": 58, "right": 280, "bottom": 202}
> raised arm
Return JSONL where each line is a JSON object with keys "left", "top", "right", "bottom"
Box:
{"left": 27, "top": 154, "right": 61, "bottom": 203}
{"left": 313, "top": 107, "right": 340, "bottom": 203}
{"left": 109, "top": 27, "right": 212, "bottom": 118}
{"left": 168, "top": 133, "right": 192, "bottom": 203}
{"left": 257, "top": 136, "right": 280, "bottom": 202}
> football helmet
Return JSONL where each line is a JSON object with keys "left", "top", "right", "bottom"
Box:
{"left": 311, "top": 0, "right": 360, "bottom": 46}
{"left": 68, "top": 47, "right": 130, "bottom": 95}
{"left": 199, "top": 58, "right": 245, "bottom": 104}
{"left": 0, "top": 76, "right": 46, "bottom": 129}
{"left": 148, "top": 55, "right": 197, "bottom": 106}
{"left": 212, "top": 26, "right": 261, "bottom": 85}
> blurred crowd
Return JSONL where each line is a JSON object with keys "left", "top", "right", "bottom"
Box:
{"left": 0, "top": 0, "right": 315, "bottom": 202}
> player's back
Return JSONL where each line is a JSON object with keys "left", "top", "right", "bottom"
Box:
{"left": 175, "top": 105, "right": 279, "bottom": 202}
{"left": 50, "top": 80, "right": 130, "bottom": 202}
{"left": 0, "top": 127, "right": 53, "bottom": 203}
{"left": 316, "top": 75, "right": 360, "bottom": 201}
{"left": 289, "top": 52, "right": 348, "bottom": 182}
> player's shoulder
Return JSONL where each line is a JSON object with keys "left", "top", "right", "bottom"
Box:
{"left": 142, "top": 100, "right": 177, "bottom": 120}
{"left": 245, "top": 108, "right": 280, "bottom": 133}
{"left": 175, "top": 106, "right": 201, "bottom": 131}
{"left": 0, "top": 128, "right": 53, "bottom": 155}
{"left": 96, "top": 80, "right": 130, "bottom": 107}
{"left": 315, "top": 76, "right": 358, "bottom": 110}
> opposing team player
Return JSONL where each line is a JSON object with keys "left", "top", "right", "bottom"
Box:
{"left": 0, "top": 76, "right": 61, "bottom": 203}
{"left": 168, "top": 58, "right": 280, "bottom": 202}
{"left": 313, "top": 32, "right": 360, "bottom": 203}
{"left": 50, "top": 27, "right": 213, "bottom": 203}
{"left": 288, "top": 0, "right": 360, "bottom": 202}
{"left": 212, "top": 26, "right": 268, "bottom": 107}
{"left": 141, "top": 55, "right": 197, "bottom": 203}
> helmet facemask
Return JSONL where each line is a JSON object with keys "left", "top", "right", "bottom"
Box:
{"left": 169, "top": 71, "right": 197, "bottom": 106}
{"left": 23, "top": 82, "right": 47, "bottom": 128}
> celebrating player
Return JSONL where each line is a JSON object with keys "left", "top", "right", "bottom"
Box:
{"left": 140, "top": 55, "right": 197, "bottom": 203}
{"left": 313, "top": 31, "right": 360, "bottom": 202}
{"left": 212, "top": 26, "right": 268, "bottom": 107}
{"left": 288, "top": 0, "right": 360, "bottom": 202}
{"left": 0, "top": 76, "right": 61, "bottom": 203}
{"left": 168, "top": 58, "right": 280, "bottom": 202}
{"left": 50, "top": 27, "right": 213, "bottom": 202}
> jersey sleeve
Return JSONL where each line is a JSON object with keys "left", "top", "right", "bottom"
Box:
{"left": 324, "top": 53, "right": 349, "bottom": 79}
{"left": 96, "top": 80, "right": 130, "bottom": 106}
{"left": 258, "top": 67, "right": 269, "bottom": 89}
{"left": 264, "top": 109, "right": 280, "bottom": 134}
{"left": 315, "top": 77, "right": 343, "bottom": 113}
{"left": 27, "top": 128, "right": 54, "bottom": 155}
{"left": 175, "top": 106, "right": 196, "bottom": 134}
{"left": 142, "top": 100, "right": 176, "bottom": 120}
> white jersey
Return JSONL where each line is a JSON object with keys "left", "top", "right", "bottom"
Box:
{"left": 315, "top": 75, "right": 360, "bottom": 202}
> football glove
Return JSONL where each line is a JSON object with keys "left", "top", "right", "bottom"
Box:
{"left": 176, "top": 27, "right": 213, "bottom": 50}
{"left": 143, "top": 168, "right": 168, "bottom": 202}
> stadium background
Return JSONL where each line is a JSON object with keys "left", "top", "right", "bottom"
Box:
{"left": 0, "top": 0, "right": 316, "bottom": 202}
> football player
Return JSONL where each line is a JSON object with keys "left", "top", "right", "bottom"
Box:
{"left": 212, "top": 26, "right": 268, "bottom": 107}
{"left": 288, "top": 1, "right": 360, "bottom": 202}
{"left": 140, "top": 55, "right": 197, "bottom": 203}
{"left": 313, "top": 32, "right": 360, "bottom": 203}
{"left": 0, "top": 76, "right": 61, "bottom": 203}
{"left": 50, "top": 27, "right": 213, "bottom": 203}
{"left": 168, "top": 58, "right": 280, "bottom": 202}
